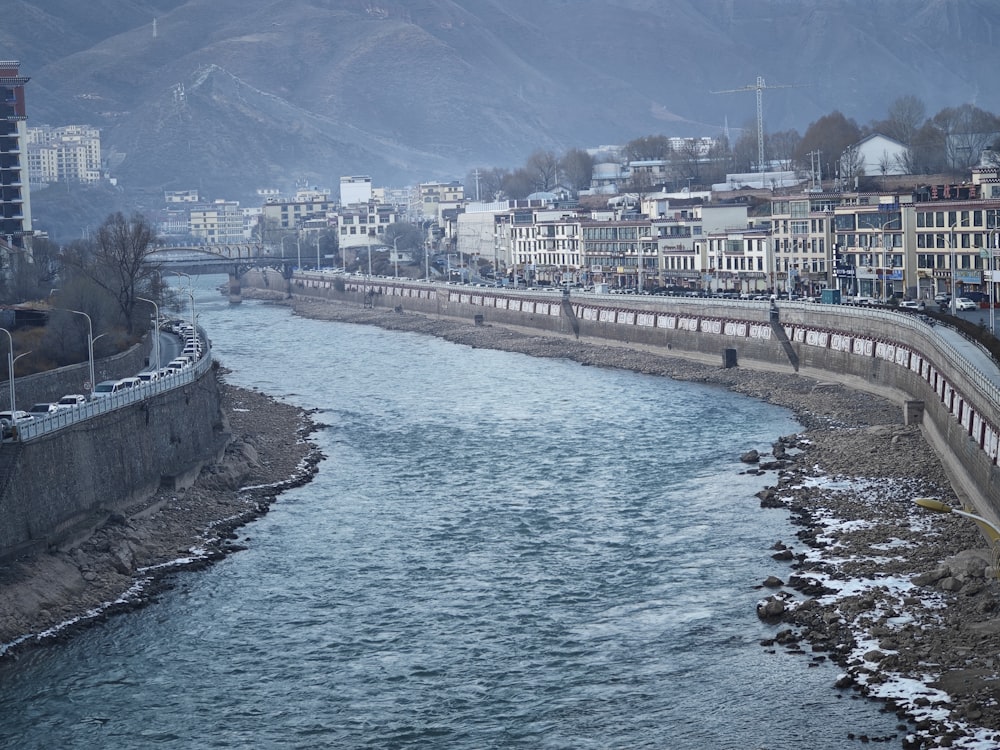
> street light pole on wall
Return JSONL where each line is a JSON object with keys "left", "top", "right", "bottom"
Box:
{"left": 879, "top": 216, "right": 901, "bottom": 303}
{"left": 991, "top": 230, "right": 998, "bottom": 336}
{"left": 0, "top": 327, "right": 29, "bottom": 418}
{"left": 946, "top": 216, "right": 973, "bottom": 316}
{"left": 137, "top": 296, "right": 161, "bottom": 372}
{"left": 55, "top": 308, "right": 97, "bottom": 396}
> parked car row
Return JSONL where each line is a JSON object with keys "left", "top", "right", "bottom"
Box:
{"left": 0, "top": 326, "right": 207, "bottom": 438}
{"left": 93, "top": 329, "right": 205, "bottom": 399}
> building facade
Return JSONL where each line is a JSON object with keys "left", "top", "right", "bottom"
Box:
{"left": 0, "top": 61, "right": 31, "bottom": 254}
{"left": 189, "top": 200, "right": 245, "bottom": 243}
{"left": 25, "top": 124, "right": 101, "bottom": 184}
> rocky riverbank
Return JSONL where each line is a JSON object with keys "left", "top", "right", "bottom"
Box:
{"left": 274, "top": 294, "right": 999, "bottom": 749}
{"left": 0, "top": 372, "right": 322, "bottom": 657}
{"left": 2, "top": 285, "right": 997, "bottom": 748}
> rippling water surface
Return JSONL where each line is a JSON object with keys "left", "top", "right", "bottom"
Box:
{"left": 0, "top": 276, "right": 903, "bottom": 748}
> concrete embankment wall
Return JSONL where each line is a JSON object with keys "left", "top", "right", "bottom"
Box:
{"left": 248, "top": 268, "right": 1000, "bottom": 527}
{"left": 0, "top": 363, "right": 229, "bottom": 559}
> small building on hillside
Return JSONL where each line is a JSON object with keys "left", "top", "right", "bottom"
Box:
{"left": 846, "top": 133, "right": 908, "bottom": 178}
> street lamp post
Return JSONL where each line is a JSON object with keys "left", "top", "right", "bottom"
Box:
{"left": 51, "top": 308, "right": 100, "bottom": 396}
{"left": 368, "top": 231, "right": 374, "bottom": 279}
{"left": 0, "top": 327, "right": 15, "bottom": 414}
{"left": 945, "top": 217, "right": 973, "bottom": 316}
{"left": 316, "top": 235, "right": 322, "bottom": 271}
{"left": 0, "top": 327, "right": 31, "bottom": 421}
{"left": 914, "top": 498, "right": 1000, "bottom": 576}
{"left": 991, "top": 230, "right": 998, "bottom": 336}
{"left": 280, "top": 234, "right": 292, "bottom": 260}
{"left": 137, "top": 296, "right": 161, "bottom": 372}
{"left": 168, "top": 271, "right": 197, "bottom": 333}
{"left": 184, "top": 290, "right": 196, "bottom": 334}
{"left": 879, "top": 216, "right": 901, "bottom": 303}
{"left": 393, "top": 236, "right": 399, "bottom": 279}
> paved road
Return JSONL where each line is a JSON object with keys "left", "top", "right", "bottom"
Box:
{"left": 925, "top": 306, "right": 1000, "bottom": 391}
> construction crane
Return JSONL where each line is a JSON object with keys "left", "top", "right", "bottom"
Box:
{"left": 712, "top": 76, "right": 806, "bottom": 173}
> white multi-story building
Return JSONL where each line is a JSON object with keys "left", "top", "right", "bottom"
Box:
{"left": 340, "top": 175, "right": 372, "bottom": 206}
{"left": 190, "top": 200, "right": 244, "bottom": 243}
{"left": 337, "top": 202, "right": 403, "bottom": 251}
{"left": 25, "top": 123, "right": 101, "bottom": 184}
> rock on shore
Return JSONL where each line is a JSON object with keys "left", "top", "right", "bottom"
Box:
{"left": 277, "top": 295, "right": 1000, "bottom": 748}
{"left": 3, "top": 287, "right": 998, "bottom": 748}
{"left": 0, "top": 372, "right": 322, "bottom": 656}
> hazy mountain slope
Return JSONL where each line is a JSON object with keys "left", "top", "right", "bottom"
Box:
{"left": 1, "top": 0, "right": 998, "bottom": 203}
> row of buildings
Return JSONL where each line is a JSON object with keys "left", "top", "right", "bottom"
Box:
{"left": 181, "top": 167, "right": 1000, "bottom": 304}
{"left": 448, "top": 172, "right": 1000, "bottom": 300}
{"left": 2, "top": 57, "right": 997, "bottom": 304}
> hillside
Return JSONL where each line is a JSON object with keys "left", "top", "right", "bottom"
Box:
{"left": 2, "top": 0, "right": 999, "bottom": 205}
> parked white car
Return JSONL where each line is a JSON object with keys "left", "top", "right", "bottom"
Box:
{"left": 955, "top": 297, "right": 978, "bottom": 311}
{"left": 0, "top": 410, "right": 33, "bottom": 438}
{"left": 56, "top": 394, "right": 87, "bottom": 409}
{"left": 27, "top": 402, "right": 60, "bottom": 417}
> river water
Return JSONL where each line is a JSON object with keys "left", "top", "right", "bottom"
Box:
{"left": 0, "top": 275, "right": 904, "bottom": 748}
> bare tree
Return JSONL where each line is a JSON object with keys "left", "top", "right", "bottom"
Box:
{"left": 62, "top": 212, "right": 160, "bottom": 336}
{"left": 526, "top": 150, "right": 559, "bottom": 191}
{"left": 559, "top": 148, "right": 594, "bottom": 192}
{"left": 0, "top": 236, "right": 61, "bottom": 303}
{"left": 668, "top": 139, "right": 702, "bottom": 188}
{"left": 730, "top": 121, "right": 759, "bottom": 173}
{"left": 768, "top": 129, "right": 802, "bottom": 170}
{"left": 908, "top": 121, "right": 948, "bottom": 174}
{"left": 464, "top": 166, "right": 509, "bottom": 202}
{"left": 840, "top": 143, "right": 865, "bottom": 184}
{"left": 621, "top": 169, "right": 657, "bottom": 214}
{"left": 795, "top": 111, "right": 862, "bottom": 168}
{"left": 931, "top": 104, "right": 1000, "bottom": 171}
{"left": 501, "top": 168, "right": 537, "bottom": 200}
{"left": 879, "top": 95, "right": 926, "bottom": 146}
{"left": 623, "top": 135, "right": 672, "bottom": 161}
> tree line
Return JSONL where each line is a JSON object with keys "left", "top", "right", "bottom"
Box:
{"left": 464, "top": 96, "right": 1000, "bottom": 199}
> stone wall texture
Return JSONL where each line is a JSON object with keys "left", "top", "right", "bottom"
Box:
{"left": 0, "top": 361, "right": 228, "bottom": 559}
{"left": 255, "top": 268, "right": 1000, "bottom": 527}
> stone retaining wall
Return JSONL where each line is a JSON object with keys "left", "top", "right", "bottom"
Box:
{"left": 0, "top": 363, "right": 229, "bottom": 559}
{"left": 256, "top": 268, "right": 1000, "bottom": 526}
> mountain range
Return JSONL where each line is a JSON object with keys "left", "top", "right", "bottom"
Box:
{"left": 3, "top": 0, "right": 1000, "bottom": 210}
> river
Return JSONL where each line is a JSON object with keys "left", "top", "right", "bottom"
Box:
{"left": 0, "top": 274, "right": 904, "bottom": 748}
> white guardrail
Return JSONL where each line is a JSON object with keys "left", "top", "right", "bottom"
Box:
{"left": 12, "top": 342, "right": 213, "bottom": 443}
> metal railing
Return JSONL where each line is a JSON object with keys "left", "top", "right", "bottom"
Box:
{"left": 12, "top": 341, "right": 213, "bottom": 442}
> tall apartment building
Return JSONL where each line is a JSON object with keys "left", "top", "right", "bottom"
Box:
{"left": 261, "top": 189, "right": 335, "bottom": 231}
{"left": 189, "top": 200, "right": 245, "bottom": 244}
{"left": 25, "top": 124, "right": 101, "bottom": 184}
{"left": 0, "top": 61, "right": 31, "bottom": 253}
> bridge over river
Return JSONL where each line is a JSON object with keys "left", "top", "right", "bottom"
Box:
{"left": 145, "top": 243, "right": 297, "bottom": 277}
